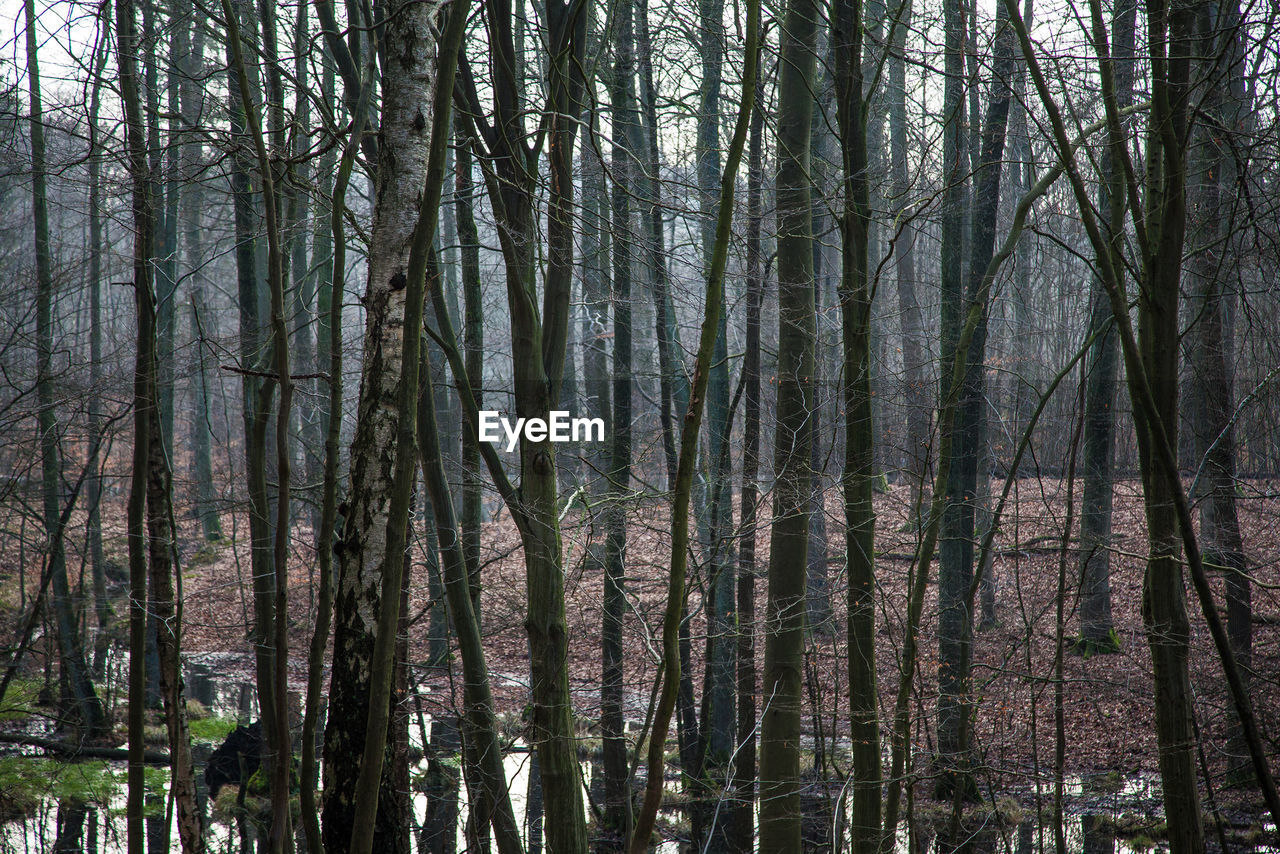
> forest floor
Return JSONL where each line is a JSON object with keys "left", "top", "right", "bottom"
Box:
{"left": 2, "top": 474, "right": 1278, "bottom": 837}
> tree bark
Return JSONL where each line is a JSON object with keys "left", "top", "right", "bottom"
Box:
{"left": 728, "top": 63, "right": 765, "bottom": 854}
{"left": 759, "top": 0, "right": 818, "bottom": 846}
{"left": 1077, "top": 0, "right": 1134, "bottom": 654}
{"left": 603, "top": 1, "right": 637, "bottom": 844}
{"left": 117, "top": 0, "right": 158, "bottom": 847}
{"left": 25, "top": 0, "right": 107, "bottom": 739}
{"left": 935, "top": 0, "right": 974, "bottom": 798}
{"left": 323, "top": 2, "right": 439, "bottom": 850}
{"left": 833, "top": 0, "right": 881, "bottom": 850}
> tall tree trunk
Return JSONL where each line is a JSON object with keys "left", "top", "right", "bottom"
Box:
{"left": 602, "top": 2, "right": 637, "bottom": 844}
{"left": 636, "top": 0, "right": 681, "bottom": 487}
{"left": 1077, "top": 0, "right": 1134, "bottom": 654}
{"left": 935, "top": 0, "right": 972, "bottom": 797}
{"left": 180, "top": 0, "right": 222, "bottom": 543}
{"left": 87, "top": 19, "right": 113, "bottom": 675}
{"left": 118, "top": 0, "right": 158, "bottom": 847}
{"left": 1187, "top": 0, "right": 1251, "bottom": 784}
{"left": 455, "top": 114, "right": 485, "bottom": 618}
{"left": 695, "top": 0, "right": 736, "bottom": 846}
{"left": 300, "top": 44, "right": 367, "bottom": 854}
{"left": 833, "top": 0, "right": 881, "bottom": 850}
{"left": 627, "top": 3, "right": 761, "bottom": 845}
{"left": 943, "top": 0, "right": 1017, "bottom": 812}
{"left": 455, "top": 2, "right": 589, "bottom": 847}
{"left": 759, "top": 0, "right": 818, "bottom": 846}
{"left": 25, "top": 0, "right": 107, "bottom": 738}
{"left": 322, "top": 1, "right": 439, "bottom": 850}
{"left": 1136, "top": 0, "right": 1202, "bottom": 846}
{"left": 887, "top": 0, "right": 929, "bottom": 512}
{"left": 223, "top": 0, "right": 295, "bottom": 845}
{"left": 223, "top": 0, "right": 281, "bottom": 809}
{"left": 727, "top": 62, "right": 765, "bottom": 854}
{"left": 146, "top": 0, "right": 177, "bottom": 466}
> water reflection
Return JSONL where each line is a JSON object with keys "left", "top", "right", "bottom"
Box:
{"left": 0, "top": 658, "right": 1271, "bottom": 853}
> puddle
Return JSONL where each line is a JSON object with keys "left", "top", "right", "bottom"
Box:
{"left": 0, "top": 656, "right": 1273, "bottom": 853}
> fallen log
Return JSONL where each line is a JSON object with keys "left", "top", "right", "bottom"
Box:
{"left": 0, "top": 731, "right": 170, "bottom": 764}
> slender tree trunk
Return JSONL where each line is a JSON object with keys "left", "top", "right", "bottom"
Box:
{"left": 888, "top": 0, "right": 929, "bottom": 512}
{"left": 223, "top": 0, "right": 281, "bottom": 809}
{"left": 145, "top": 339, "right": 206, "bottom": 854}
{"left": 224, "top": 0, "right": 295, "bottom": 845}
{"left": 117, "top": 0, "right": 157, "bottom": 847}
{"left": 759, "top": 0, "right": 818, "bottom": 846}
{"left": 455, "top": 114, "right": 485, "bottom": 617}
{"left": 457, "top": 3, "right": 589, "bottom": 847}
{"left": 727, "top": 63, "right": 765, "bottom": 854}
{"left": 935, "top": 0, "right": 973, "bottom": 797}
{"left": 25, "top": 0, "right": 107, "bottom": 739}
{"left": 833, "top": 1, "right": 881, "bottom": 851}
{"left": 695, "top": 0, "right": 736, "bottom": 845}
{"left": 181, "top": 0, "right": 223, "bottom": 543}
{"left": 603, "top": 2, "right": 637, "bottom": 845}
{"left": 1135, "top": 0, "right": 1203, "bottom": 845}
{"left": 636, "top": 0, "right": 681, "bottom": 488}
{"left": 420, "top": 261, "right": 525, "bottom": 854}
{"left": 86, "top": 20, "right": 112, "bottom": 676}
{"left": 301, "top": 44, "right": 366, "bottom": 854}
{"left": 626, "top": 4, "right": 760, "bottom": 845}
{"left": 1077, "top": 0, "right": 1134, "bottom": 654}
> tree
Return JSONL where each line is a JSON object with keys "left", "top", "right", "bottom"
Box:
{"left": 759, "top": 0, "right": 819, "bottom": 845}
{"left": 116, "top": 0, "right": 159, "bottom": 846}
{"left": 25, "top": 0, "right": 107, "bottom": 740}
{"left": 935, "top": 0, "right": 973, "bottom": 797}
{"left": 1076, "top": 0, "right": 1136, "bottom": 655}
{"left": 450, "top": 2, "right": 591, "bottom": 847}
{"left": 1186, "top": 0, "right": 1252, "bottom": 783}
{"left": 833, "top": 0, "right": 882, "bottom": 849}
{"left": 322, "top": 0, "right": 440, "bottom": 848}
{"left": 602, "top": 0, "right": 638, "bottom": 843}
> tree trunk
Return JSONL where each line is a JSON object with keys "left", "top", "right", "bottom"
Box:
{"left": 1136, "top": 0, "right": 1203, "bottom": 846}
{"left": 455, "top": 113, "right": 485, "bottom": 617}
{"left": 323, "top": 2, "right": 439, "bottom": 850}
{"left": 117, "top": 0, "right": 158, "bottom": 847}
{"left": 86, "top": 19, "right": 113, "bottom": 676}
{"left": 695, "top": 0, "right": 736, "bottom": 846}
{"left": 935, "top": 0, "right": 973, "bottom": 799}
{"left": 457, "top": 3, "right": 589, "bottom": 847}
{"left": 636, "top": 0, "right": 682, "bottom": 488}
{"left": 602, "top": 2, "right": 637, "bottom": 843}
{"left": 1187, "top": 0, "right": 1252, "bottom": 785}
{"left": 728, "top": 64, "right": 765, "bottom": 854}
{"left": 300, "top": 44, "right": 366, "bottom": 854}
{"left": 833, "top": 0, "right": 880, "bottom": 850}
{"left": 180, "top": 0, "right": 222, "bottom": 543}
{"left": 1077, "top": 0, "right": 1134, "bottom": 654}
{"left": 887, "top": 0, "right": 930, "bottom": 512}
{"left": 759, "top": 0, "right": 818, "bottom": 845}
{"left": 25, "top": 0, "right": 107, "bottom": 739}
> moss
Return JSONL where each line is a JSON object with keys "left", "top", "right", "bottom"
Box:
{"left": 187, "top": 542, "right": 224, "bottom": 568}
{"left": 1069, "top": 629, "right": 1123, "bottom": 657}
{"left": 0, "top": 676, "right": 42, "bottom": 721}
{"left": 189, "top": 714, "right": 238, "bottom": 743}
